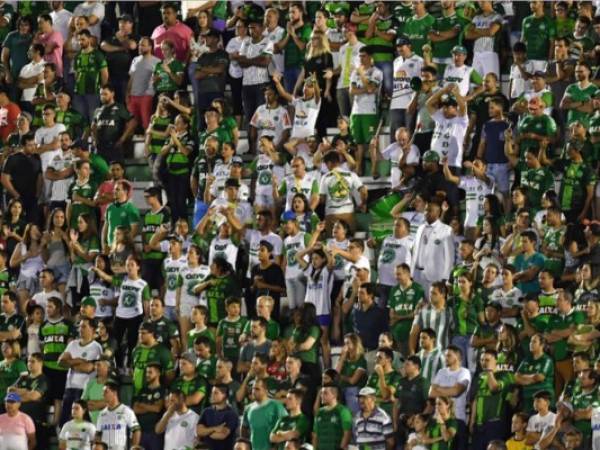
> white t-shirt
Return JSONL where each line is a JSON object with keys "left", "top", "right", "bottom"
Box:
{"left": 283, "top": 231, "right": 311, "bottom": 278}
{"left": 509, "top": 61, "right": 534, "bottom": 99}
{"left": 240, "top": 37, "right": 274, "bottom": 85}
{"left": 380, "top": 142, "right": 420, "bottom": 190}
{"left": 115, "top": 277, "right": 149, "bottom": 319}
{"left": 163, "top": 256, "right": 187, "bottom": 307}
{"left": 377, "top": 235, "right": 413, "bottom": 286}
{"left": 50, "top": 8, "right": 73, "bottom": 41}
{"left": 250, "top": 105, "right": 292, "bottom": 146}
{"left": 489, "top": 286, "right": 523, "bottom": 326}
{"left": 73, "top": 2, "right": 105, "bottom": 40}
{"left": 178, "top": 264, "right": 210, "bottom": 308}
{"left": 304, "top": 265, "right": 333, "bottom": 316}
{"left": 458, "top": 174, "right": 494, "bottom": 227}
{"left": 391, "top": 53, "right": 424, "bottom": 110}
{"left": 432, "top": 367, "right": 471, "bottom": 422}
{"left": 471, "top": 12, "right": 503, "bottom": 53}
{"left": 31, "top": 289, "right": 62, "bottom": 310}
{"left": 430, "top": 110, "right": 469, "bottom": 168}
{"left": 280, "top": 172, "right": 318, "bottom": 211}
{"left": 319, "top": 169, "right": 364, "bottom": 215}
{"left": 443, "top": 64, "right": 480, "bottom": 97}
{"left": 47, "top": 150, "right": 74, "bottom": 202}
{"left": 327, "top": 238, "right": 349, "bottom": 281}
{"left": 291, "top": 97, "right": 321, "bottom": 139}
{"left": 263, "top": 26, "right": 285, "bottom": 74}
{"left": 225, "top": 36, "right": 250, "bottom": 79}
{"left": 64, "top": 339, "right": 103, "bottom": 389}
{"left": 96, "top": 404, "right": 140, "bottom": 450}
{"left": 208, "top": 238, "right": 238, "bottom": 268}
{"left": 35, "top": 123, "right": 67, "bottom": 170}
{"left": 19, "top": 60, "right": 45, "bottom": 102}
{"left": 164, "top": 409, "right": 200, "bottom": 450}
{"left": 350, "top": 66, "right": 383, "bottom": 115}
{"left": 527, "top": 411, "right": 557, "bottom": 450}
{"left": 89, "top": 280, "right": 115, "bottom": 319}
{"left": 59, "top": 420, "right": 96, "bottom": 450}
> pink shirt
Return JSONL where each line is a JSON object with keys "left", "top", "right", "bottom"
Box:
{"left": 151, "top": 21, "right": 193, "bottom": 62}
{"left": 0, "top": 412, "right": 35, "bottom": 450}
{"left": 39, "top": 30, "right": 64, "bottom": 77}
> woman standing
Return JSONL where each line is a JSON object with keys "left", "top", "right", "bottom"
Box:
{"left": 335, "top": 332, "right": 367, "bottom": 414}
{"left": 58, "top": 400, "right": 96, "bottom": 450}
{"left": 0, "top": 341, "right": 27, "bottom": 402}
{"left": 176, "top": 244, "right": 210, "bottom": 341}
{"left": 224, "top": 21, "right": 249, "bottom": 127}
{"left": 67, "top": 214, "right": 100, "bottom": 310}
{"left": 188, "top": 11, "right": 213, "bottom": 110}
{"left": 10, "top": 223, "right": 44, "bottom": 312}
{"left": 41, "top": 208, "right": 71, "bottom": 296}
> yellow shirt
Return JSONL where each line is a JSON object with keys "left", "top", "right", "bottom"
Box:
{"left": 506, "top": 438, "right": 533, "bottom": 450}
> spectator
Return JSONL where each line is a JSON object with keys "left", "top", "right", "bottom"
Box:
{"left": 313, "top": 383, "right": 353, "bottom": 449}
{"left": 521, "top": 0, "right": 556, "bottom": 72}
{"left": 72, "top": 0, "right": 104, "bottom": 41}
{"left": 1, "top": 17, "right": 33, "bottom": 96}
{"left": 427, "top": 0, "right": 469, "bottom": 73}
{"left": 101, "top": 181, "right": 140, "bottom": 252}
{"left": 80, "top": 358, "right": 111, "bottom": 425}
{"left": 132, "top": 363, "right": 165, "bottom": 450}
{"left": 0, "top": 86, "right": 21, "bottom": 145}
{"left": 276, "top": 2, "right": 311, "bottom": 94}
{"left": 151, "top": 3, "right": 193, "bottom": 63}
{"left": 58, "top": 399, "right": 96, "bottom": 450}
{"left": 127, "top": 37, "right": 160, "bottom": 131}
{"left": 515, "top": 333, "right": 555, "bottom": 414}
{"left": 0, "top": 391, "right": 36, "bottom": 450}
{"left": 17, "top": 44, "right": 45, "bottom": 115}
{"left": 353, "top": 386, "right": 394, "bottom": 450}
{"left": 197, "top": 384, "right": 239, "bottom": 450}
{"left": 34, "top": 14, "right": 64, "bottom": 79}
{"left": 95, "top": 381, "right": 141, "bottom": 450}
{"left": 414, "top": 328, "right": 448, "bottom": 387}
{"left": 155, "top": 389, "right": 199, "bottom": 450}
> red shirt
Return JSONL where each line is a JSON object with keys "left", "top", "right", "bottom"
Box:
{"left": 151, "top": 21, "right": 193, "bottom": 62}
{"left": 0, "top": 102, "right": 21, "bottom": 144}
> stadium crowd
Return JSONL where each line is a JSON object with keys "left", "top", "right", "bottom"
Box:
{"left": 1, "top": 1, "right": 600, "bottom": 450}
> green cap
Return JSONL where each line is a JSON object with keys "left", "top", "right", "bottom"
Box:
{"left": 81, "top": 296, "right": 97, "bottom": 308}
{"left": 422, "top": 150, "right": 440, "bottom": 163}
{"left": 451, "top": 45, "right": 467, "bottom": 54}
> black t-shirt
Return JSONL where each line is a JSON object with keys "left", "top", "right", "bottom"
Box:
{"left": 250, "top": 262, "right": 285, "bottom": 304}
{"left": 196, "top": 49, "right": 229, "bottom": 94}
{"left": 304, "top": 53, "right": 334, "bottom": 90}
{"left": 92, "top": 102, "right": 133, "bottom": 161}
{"left": 395, "top": 375, "right": 428, "bottom": 415}
{"left": 2, "top": 151, "right": 42, "bottom": 199}
{"left": 103, "top": 34, "right": 138, "bottom": 79}
{"left": 199, "top": 405, "right": 239, "bottom": 450}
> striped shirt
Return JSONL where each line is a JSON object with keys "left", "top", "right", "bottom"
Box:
{"left": 413, "top": 305, "right": 454, "bottom": 349}
{"left": 418, "top": 347, "right": 446, "bottom": 386}
{"left": 353, "top": 407, "right": 394, "bottom": 450}
{"left": 240, "top": 37, "right": 273, "bottom": 86}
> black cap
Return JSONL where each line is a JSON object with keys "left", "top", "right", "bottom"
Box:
{"left": 396, "top": 35, "right": 411, "bottom": 46}
{"left": 259, "top": 240, "right": 274, "bottom": 252}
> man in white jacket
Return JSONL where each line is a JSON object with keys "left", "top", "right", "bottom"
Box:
{"left": 411, "top": 200, "right": 454, "bottom": 296}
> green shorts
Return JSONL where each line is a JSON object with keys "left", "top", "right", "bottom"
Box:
{"left": 350, "top": 114, "right": 379, "bottom": 145}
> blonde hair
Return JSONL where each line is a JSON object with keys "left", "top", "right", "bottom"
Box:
{"left": 307, "top": 30, "right": 330, "bottom": 59}
{"left": 2, "top": 340, "right": 21, "bottom": 359}
{"left": 344, "top": 333, "right": 365, "bottom": 360}
{"left": 257, "top": 295, "right": 274, "bottom": 309}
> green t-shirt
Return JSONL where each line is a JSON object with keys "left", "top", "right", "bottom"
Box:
{"left": 242, "top": 399, "right": 288, "bottom": 450}
{"left": 366, "top": 370, "right": 402, "bottom": 416}
{"left": 564, "top": 83, "right": 599, "bottom": 128}
{"left": 516, "top": 353, "right": 555, "bottom": 408}
{"left": 105, "top": 201, "right": 141, "bottom": 247}
{"left": 284, "top": 24, "right": 312, "bottom": 69}
{"left": 243, "top": 319, "right": 280, "bottom": 342}
{"left": 339, "top": 355, "right": 367, "bottom": 389}
{"left": 89, "top": 154, "right": 110, "bottom": 187}
{"left": 517, "top": 114, "right": 557, "bottom": 159}
{"left": 389, "top": 282, "right": 425, "bottom": 343}
{"left": 451, "top": 293, "right": 484, "bottom": 336}
{"left": 74, "top": 49, "right": 108, "bottom": 95}
{"left": 204, "top": 274, "right": 242, "bottom": 325}
{"left": 216, "top": 316, "right": 249, "bottom": 362}
{"left": 358, "top": 13, "right": 395, "bottom": 63}
{"left": 473, "top": 371, "right": 509, "bottom": 425}
{"left": 271, "top": 413, "right": 310, "bottom": 450}
{"left": 153, "top": 58, "right": 185, "bottom": 94}
{"left": 2, "top": 29, "right": 31, "bottom": 78}
{"left": 521, "top": 15, "right": 556, "bottom": 60}
{"left": 572, "top": 387, "right": 597, "bottom": 437}
{"left": 0, "top": 269, "right": 13, "bottom": 298}
{"left": 0, "top": 313, "right": 24, "bottom": 341}
{"left": 142, "top": 206, "right": 171, "bottom": 260}
{"left": 165, "top": 132, "right": 194, "bottom": 176}
{"left": 430, "top": 13, "right": 469, "bottom": 59}
{"left": 404, "top": 13, "right": 435, "bottom": 57}
{"left": 197, "top": 355, "right": 217, "bottom": 381}
{"left": 147, "top": 316, "right": 179, "bottom": 350}
{"left": 39, "top": 318, "right": 76, "bottom": 371}
{"left": 291, "top": 325, "right": 321, "bottom": 364}
{"left": 314, "top": 404, "right": 353, "bottom": 450}
{"left": 68, "top": 178, "right": 97, "bottom": 229}
{"left": 133, "top": 385, "right": 165, "bottom": 432}
{"left": 428, "top": 418, "right": 458, "bottom": 450}
{"left": 520, "top": 166, "right": 554, "bottom": 209}
{"left": 171, "top": 375, "right": 208, "bottom": 414}
{"left": 547, "top": 309, "right": 585, "bottom": 361}
{"left": 55, "top": 108, "right": 85, "bottom": 138}
{"left": 560, "top": 161, "right": 596, "bottom": 211}
{"left": 0, "top": 358, "right": 27, "bottom": 401}
{"left": 131, "top": 343, "right": 174, "bottom": 394}
{"left": 148, "top": 114, "right": 171, "bottom": 156}
{"left": 81, "top": 378, "right": 106, "bottom": 424}
{"left": 187, "top": 327, "right": 216, "bottom": 353}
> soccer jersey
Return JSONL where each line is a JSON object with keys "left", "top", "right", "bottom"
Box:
{"left": 319, "top": 169, "right": 364, "bottom": 215}
{"left": 240, "top": 37, "right": 274, "bottom": 85}
{"left": 164, "top": 409, "right": 199, "bottom": 450}
{"left": 278, "top": 173, "right": 318, "bottom": 211}
{"left": 377, "top": 236, "right": 413, "bottom": 286}
{"left": 250, "top": 105, "right": 292, "bottom": 145}
{"left": 177, "top": 264, "right": 210, "bottom": 308}
{"left": 142, "top": 206, "right": 171, "bottom": 261}
{"left": 73, "top": 49, "right": 107, "bottom": 95}
{"left": 96, "top": 404, "right": 140, "bottom": 450}
{"left": 64, "top": 339, "right": 103, "bottom": 389}
{"left": 35, "top": 123, "right": 66, "bottom": 171}
{"left": 89, "top": 281, "right": 115, "bottom": 319}
{"left": 489, "top": 286, "right": 523, "bottom": 326}
{"left": 391, "top": 53, "right": 424, "bottom": 110}
{"left": 40, "top": 317, "right": 75, "bottom": 371}
{"left": 389, "top": 282, "right": 425, "bottom": 342}
{"left": 314, "top": 404, "right": 353, "bottom": 450}
{"left": 380, "top": 142, "right": 420, "bottom": 190}
{"left": 350, "top": 66, "right": 383, "bottom": 115}
{"left": 521, "top": 15, "right": 556, "bottom": 61}
{"left": 430, "top": 110, "right": 469, "bottom": 168}
{"left": 132, "top": 343, "right": 174, "bottom": 393}
{"left": 59, "top": 419, "right": 96, "bottom": 450}
{"left": 104, "top": 201, "right": 141, "bottom": 248}
{"left": 163, "top": 256, "right": 187, "bottom": 307}
{"left": 458, "top": 175, "right": 494, "bottom": 227}
{"left": 208, "top": 238, "right": 238, "bottom": 268}
{"left": 404, "top": 13, "right": 435, "bottom": 57}
{"left": 442, "top": 64, "right": 482, "bottom": 97}
{"left": 244, "top": 230, "right": 283, "bottom": 278}
{"left": 113, "top": 276, "right": 150, "bottom": 319}
{"left": 291, "top": 97, "right": 321, "bottom": 139}
{"left": 250, "top": 153, "right": 286, "bottom": 199}
{"left": 283, "top": 232, "right": 312, "bottom": 278}
{"left": 216, "top": 316, "right": 248, "bottom": 362}
{"left": 418, "top": 347, "right": 445, "bottom": 386}
{"left": 517, "top": 354, "right": 555, "bottom": 406}
{"left": 68, "top": 178, "right": 97, "bottom": 229}
{"left": 471, "top": 12, "right": 502, "bottom": 53}
{"left": 304, "top": 265, "right": 334, "bottom": 316}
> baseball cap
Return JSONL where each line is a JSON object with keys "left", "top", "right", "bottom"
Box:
{"left": 231, "top": 156, "right": 243, "bottom": 166}
{"left": 358, "top": 387, "right": 376, "bottom": 397}
{"left": 118, "top": 14, "right": 134, "bottom": 22}
{"left": 81, "top": 296, "right": 97, "bottom": 308}
{"left": 396, "top": 35, "right": 411, "bottom": 47}
{"left": 282, "top": 210, "right": 297, "bottom": 222}
{"left": 5, "top": 392, "right": 21, "bottom": 402}
{"left": 422, "top": 150, "right": 440, "bottom": 163}
{"left": 451, "top": 45, "right": 467, "bottom": 54}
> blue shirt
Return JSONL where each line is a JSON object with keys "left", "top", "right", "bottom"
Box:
{"left": 198, "top": 405, "right": 239, "bottom": 450}
{"left": 514, "top": 251, "right": 545, "bottom": 295}
{"left": 481, "top": 119, "right": 510, "bottom": 164}
{"left": 352, "top": 303, "right": 389, "bottom": 351}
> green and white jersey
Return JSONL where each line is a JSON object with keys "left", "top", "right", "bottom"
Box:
{"left": 471, "top": 12, "right": 502, "bottom": 53}
{"left": 208, "top": 237, "right": 238, "bottom": 268}
{"left": 377, "top": 236, "right": 413, "bottom": 286}
{"left": 442, "top": 64, "right": 482, "bottom": 97}
{"left": 177, "top": 264, "right": 210, "bottom": 308}
{"left": 489, "top": 286, "right": 523, "bottom": 326}
{"left": 113, "top": 276, "right": 150, "bottom": 319}
{"left": 163, "top": 256, "right": 187, "bottom": 307}
{"left": 96, "top": 404, "right": 140, "bottom": 450}
{"left": 279, "top": 173, "right": 318, "bottom": 211}
{"left": 458, "top": 175, "right": 494, "bottom": 228}
{"left": 327, "top": 238, "right": 350, "bottom": 280}
{"left": 520, "top": 166, "right": 554, "bottom": 209}
{"left": 250, "top": 153, "right": 285, "bottom": 198}
{"left": 404, "top": 13, "right": 435, "bottom": 57}
{"left": 391, "top": 53, "right": 424, "bottom": 110}
{"left": 89, "top": 280, "right": 115, "bottom": 319}
{"left": 564, "top": 82, "right": 599, "bottom": 128}
{"left": 319, "top": 168, "right": 364, "bottom": 215}
{"left": 216, "top": 316, "right": 248, "bottom": 362}
{"left": 521, "top": 14, "right": 556, "bottom": 61}
{"left": 283, "top": 231, "right": 312, "bottom": 278}
{"left": 59, "top": 419, "right": 96, "bottom": 450}
{"left": 350, "top": 65, "right": 383, "bottom": 115}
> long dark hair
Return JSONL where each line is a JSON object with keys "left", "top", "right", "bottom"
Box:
{"left": 298, "top": 303, "right": 317, "bottom": 335}
{"left": 478, "top": 215, "right": 500, "bottom": 253}
{"left": 47, "top": 207, "right": 68, "bottom": 233}
{"left": 78, "top": 213, "right": 98, "bottom": 241}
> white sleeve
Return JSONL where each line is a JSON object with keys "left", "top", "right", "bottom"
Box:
{"left": 458, "top": 368, "right": 471, "bottom": 387}
{"left": 125, "top": 407, "right": 140, "bottom": 429}
{"left": 406, "top": 145, "right": 420, "bottom": 165}
{"left": 272, "top": 236, "right": 283, "bottom": 256}
{"left": 91, "top": 3, "right": 105, "bottom": 20}
{"left": 58, "top": 423, "right": 68, "bottom": 441}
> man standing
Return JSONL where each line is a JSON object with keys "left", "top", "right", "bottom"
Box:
{"left": 131, "top": 322, "right": 175, "bottom": 395}
{"left": 429, "top": 345, "right": 472, "bottom": 450}
{"left": 275, "top": 2, "right": 311, "bottom": 94}
{"left": 410, "top": 201, "right": 454, "bottom": 295}
{"left": 515, "top": 333, "right": 555, "bottom": 414}
{"left": 270, "top": 388, "right": 310, "bottom": 449}
{"left": 239, "top": 19, "right": 273, "bottom": 129}
{"left": 313, "top": 384, "right": 353, "bottom": 450}
{"left": 388, "top": 263, "right": 424, "bottom": 354}
{"left": 127, "top": 37, "right": 160, "bottom": 130}
{"left": 521, "top": 0, "right": 556, "bottom": 72}
{"left": 1, "top": 17, "right": 33, "bottom": 93}
{"left": 0, "top": 392, "right": 36, "bottom": 450}
{"left": 241, "top": 378, "right": 287, "bottom": 450}
{"left": 72, "top": 29, "right": 109, "bottom": 123}
{"left": 442, "top": 45, "right": 483, "bottom": 99}
{"left": 349, "top": 46, "right": 383, "bottom": 175}
{"left": 102, "top": 180, "right": 140, "bottom": 252}
{"left": 560, "top": 62, "right": 598, "bottom": 129}
{"left": 151, "top": 3, "right": 193, "bottom": 62}
{"left": 45, "top": 131, "right": 75, "bottom": 211}
{"left": 197, "top": 385, "right": 239, "bottom": 450}
{"left": 195, "top": 29, "right": 229, "bottom": 126}
{"left": 91, "top": 84, "right": 137, "bottom": 164}
{"left": 34, "top": 14, "right": 64, "bottom": 78}
{"left": 392, "top": 356, "right": 429, "bottom": 445}
{"left": 132, "top": 364, "right": 165, "bottom": 450}
{"left": 427, "top": 0, "right": 468, "bottom": 73}
{"left": 17, "top": 44, "right": 45, "bottom": 114}
{"left": 57, "top": 317, "right": 103, "bottom": 426}
{"left": 35, "top": 105, "right": 66, "bottom": 205}
{"left": 352, "top": 387, "right": 394, "bottom": 450}
{"left": 352, "top": 283, "right": 388, "bottom": 369}
{"left": 390, "top": 36, "right": 423, "bottom": 135}
{"left": 464, "top": 0, "right": 502, "bottom": 78}
{"left": 155, "top": 390, "right": 200, "bottom": 450}
{"left": 96, "top": 382, "right": 141, "bottom": 450}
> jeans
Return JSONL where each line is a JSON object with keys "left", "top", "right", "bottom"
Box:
{"left": 285, "top": 276, "right": 306, "bottom": 310}
{"left": 193, "top": 199, "right": 209, "bottom": 229}
{"left": 242, "top": 83, "right": 268, "bottom": 130}
{"left": 73, "top": 93, "right": 100, "bottom": 124}
{"left": 375, "top": 60, "right": 393, "bottom": 97}
{"left": 113, "top": 314, "right": 144, "bottom": 367}
{"left": 486, "top": 163, "right": 511, "bottom": 194}
{"left": 283, "top": 66, "right": 302, "bottom": 94}
{"left": 166, "top": 173, "right": 190, "bottom": 222}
